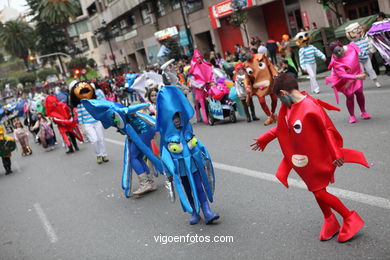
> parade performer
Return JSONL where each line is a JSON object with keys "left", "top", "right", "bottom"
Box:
{"left": 14, "top": 121, "right": 32, "bottom": 156}
{"left": 45, "top": 95, "right": 83, "bottom": 154}
{"left": 367, "top": 19, "right": 390, "bottom": 67}
{"left": 189, "top": 50, "right": 214, "bottom": 124}
{"left": 244, "top": 53, "right": 278, "bottom": 125}
{"left": 233, "top": 62, "right": 258, "bottom": 122}
{"left": 156, "top": 85, "right": 219, "bottom": 225}
{"left": 295, "top": 32, "right": 326, "bottom": 94}
{"left": 0, "top": 126, "right": 16, "bottom": 175}
{"left": 326, "top": 41, "right": 371, "bottom": 123}
{"left": 81, "top": 99, "right": 163, "bottom": 197}
{"left": 251, "top": 74, "right": 369, "bottom": 242}
{"left": 345, "top": 22, "right": 382, "bottom": 88}
{"left": 69, "top": 80, "right": 109, "bottom": 164}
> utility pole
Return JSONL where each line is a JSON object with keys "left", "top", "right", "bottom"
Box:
{"left": 179, "top": 0, "right": 194, "bottom": 55}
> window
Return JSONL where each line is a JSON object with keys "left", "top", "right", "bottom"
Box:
{"left": 157, "top": 0, "right": 166, "bottom": 17}
{"left": 87, "top": 2, "right": 97, "bottom": 16}
{"left": 140, "top": 5, "right": 151, "bottom": 24}
{"left": 185, "top": 0, "right": 203, "bottom": 14}
{"left": 81, "top": 39, "right": 90, "bottom": 52}
{"left": 91, "top": 36, "right": 98, "bottom": 49}
{"left": 127, "top": 13, "right": 137, "bottom": 29}
{"left": 172, "top": 0, "right": 180, "bottom": 10}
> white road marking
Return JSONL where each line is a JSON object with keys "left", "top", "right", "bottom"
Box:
{"left": 105, "top": 138, "right": 390, "bottom": 210}
{"left": 33, "top": 203, "right": 58, "bottom": 243}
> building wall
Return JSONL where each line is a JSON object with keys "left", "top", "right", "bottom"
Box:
{"left": 378, "top": 0, "right": 390, "bottom": 13}
{"left": 298, "top": 0, "right": 330, "bottom": 28}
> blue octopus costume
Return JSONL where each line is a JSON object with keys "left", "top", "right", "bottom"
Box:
{"left": 81, "top": 99, "right": 162, "bottom": 197}
{"left": 156, "top": 86, "right": 219, "bottom": 225}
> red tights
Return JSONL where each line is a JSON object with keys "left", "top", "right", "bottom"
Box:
{"left": 257, "top": 94, "right": 277, "bottom": 116}
{"left": 313, "top": 188, "right": 351, "bottom": 219}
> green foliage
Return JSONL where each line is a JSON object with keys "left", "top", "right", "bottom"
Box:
{"left": 17, "top": 72, "right": 36, "bottom": 85}
{"left": 37, "top": 68, "right": 57, "bottom": 81}
{"left": 0, "top": 20, "right": 35, "bottom": 66}
{"left": 39, "top": 0, "right": 81, "bottom": 25}
{"left": 229, "top": 1, "right": 248, "bottom": 28}
{"left": 87, "top": 58, "right": 96, "bottom": 68}
{"left": 67, "top": 57, "right": 88, "bottom": 71}
{"left": 0, "top": 78, "right": 18, "bottom": 90}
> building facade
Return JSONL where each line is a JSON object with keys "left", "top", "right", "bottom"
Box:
{"left": 76, "top": 0, "right": 390, "bottom": 76}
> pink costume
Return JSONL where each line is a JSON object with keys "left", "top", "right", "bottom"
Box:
{"left": 326, "top": 43, "right": 370, "bottom": 122}
{"left": 189, "top": 50, "right": 215, "bottom": 124}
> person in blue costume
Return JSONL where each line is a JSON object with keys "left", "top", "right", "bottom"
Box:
{"left": 156, "top": 85, "right": 219, "bottom": 225}
{"left": 81, "top": 99, "right": 163, "bottom": 197}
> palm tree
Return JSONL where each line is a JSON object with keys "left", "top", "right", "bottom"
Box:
{"left": 0, "top": 20, "right": 34, "bottom": 69}
{"left": 39, "top": 0, "right": 80, "bottom": 26}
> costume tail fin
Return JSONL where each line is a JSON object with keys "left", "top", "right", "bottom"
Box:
{"left": 316, "top": 99, "right": 341, "bottom": 111}
{"left": 342, "top": 148, "right": 370, "bottom": 168}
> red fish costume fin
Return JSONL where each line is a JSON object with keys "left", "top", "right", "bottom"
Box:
{"left": 276, "top": 157, "right": 292, "bottom": 188}
{"left": 316, "top": 99, "right": 340, "bottom": 112}
{"left": 342, "top": 148, "right": 370, "bottom": 168}
{"left": 256, "top": 126, "right": 277, "bottom": 151}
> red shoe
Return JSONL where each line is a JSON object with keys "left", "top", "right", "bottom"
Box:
{"left": 319, "top": 213, "right": 340, "bottom": 241}
{"left": 337, "top": 211, "right": 364, "bottom": 242}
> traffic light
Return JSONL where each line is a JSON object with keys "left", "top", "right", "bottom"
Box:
{"left": 74, "top": 68, "right": 80, "bottom": 78}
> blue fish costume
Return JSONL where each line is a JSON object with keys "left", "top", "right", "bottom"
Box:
{"left": 156, "top": 86, "right": 219, "bottom": 225}
{"left": 81, "top": 99, "right": 163, "bottom": 197}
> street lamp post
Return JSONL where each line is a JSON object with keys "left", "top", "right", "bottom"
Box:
{"left": 179, "top": 0, "right": 194, "bottom": 55}
{"left": 100, "top": 20, "right": 118, "bottom": 75}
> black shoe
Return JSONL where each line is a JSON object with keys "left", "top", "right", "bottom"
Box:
{"left": 5, "top": 171, "right": 11, "bottom": 175}
{"left": 252, "top": 116, "right": 260, "bottom": 121}
{"left": 66, "top": 146, "right": 74, "bottom": 154}
{"left": 75, "top": 146, "right": 80, "bottom": 151}
{"left": 247, "top": 117, "right": 252, "bottom": 122}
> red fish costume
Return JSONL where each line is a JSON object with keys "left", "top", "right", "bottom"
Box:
{"left": 255, "top": 92, "right": 369, "bottom": 242}
{"left": 189, "top": 50, "right": 214, "bottom": 124}
{"left": 326, "top": 42, "right": 371, "bottom": 123}
{"left": 45, "top": 95, "right": 83, "bottom": 147}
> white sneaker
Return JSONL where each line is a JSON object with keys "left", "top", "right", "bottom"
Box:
{"left": 375, "top": 82, "right": 381, "bottom": 88}
{"left": 314, "top": 90, "right": 320, "bottom": 94}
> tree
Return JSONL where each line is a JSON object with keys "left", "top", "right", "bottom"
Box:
{"left": 37, "top": 68, "right": 58, "bottom": 81}
{"left": 67, "top": 57, "right": 88, "bottom": 71}
{"left": 317, "top": 0, "right": 343, "bottom": 26}
{"left": 87, "top": 58, "right": 96, "bottom": 68}
{"left": 229, "top": 0, "right": 249, "bottom": 45}
{"left": 0, "top": 20, "right": 34, "bottom": 69}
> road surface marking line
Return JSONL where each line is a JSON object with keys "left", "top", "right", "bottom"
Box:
{"left": 33, "top": 203, "right": 58, "bottom": 243}
{"left": 105, "top": 138, "right": 390, "bottom": 210}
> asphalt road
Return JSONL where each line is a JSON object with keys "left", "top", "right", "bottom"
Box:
{"left": 1, "top": 76, "right": 390, "bottom": 260}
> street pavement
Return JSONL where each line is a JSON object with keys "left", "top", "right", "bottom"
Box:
{"left": 0, "top": 76, "right": 390, "bottom": 260}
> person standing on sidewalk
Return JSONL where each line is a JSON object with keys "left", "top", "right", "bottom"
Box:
{"left": 0, "top": 126, "right": 16, "bottom": 175}
{"left": 266, "top": 37, "right": 278, "bottom": 65}
{"left": 295, "top": 32, "right": 326, "bottom": 94}
{"left": 69, "top": 81, "right": 109, "bottom": 164}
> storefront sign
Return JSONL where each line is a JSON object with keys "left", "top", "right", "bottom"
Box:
{"left": 179, "top": 30, "right": 189, "bottom": 46}
{"left": 209, "top": 0, "right": 253, "bottom": 28}
{"left": 124, "top": 30, "right": 137, "bottom": 40}
{"left": 154, "top": 26, "right": 179, "bottom": 41}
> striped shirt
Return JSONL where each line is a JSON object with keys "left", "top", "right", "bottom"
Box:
{"left": 353, "top": 38, "right": 369, "bottom": 61}
{"left": 76, "top": 103, "right": 98, "bottom": 124}
{"left": 298, "top": 45, "right": 326, "bottom": 68}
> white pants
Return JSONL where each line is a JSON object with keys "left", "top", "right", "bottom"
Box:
{"left": 84, "top": 122, "right": 107, "bottom": 157}
{"left": 360, "top": 59, "right": 377, "bottom": 80}
{"left": 305, "top": 63, "right": 320, "bottom": 93}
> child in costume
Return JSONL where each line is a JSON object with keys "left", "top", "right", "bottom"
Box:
{"left": 345, "top": 23, "right": 382, "bottom": 88}
{"left": 145, "top": 87, "right": 158, "bottom": 117}
{"left": 45, "top": 95, "right": 83, "bottom": 154}
{"left": 244, "top": 53, "right": 278, "bottom": 125}
{"left": 13, "top": 121, "right": 32, "bottom": 156}
{"left": 233, "top": 62, "right": 258, "bottom": 122}
{"left": 156, "top": 85, "right": 219, "bottom": 225}
{"left": 81, "top": 99, "right": 162, "bottom": 197}
{"left": 326, "top": 41, "right": 371, "bottom": 124}
{"left": 0, "top": 126, "right": 16, "bottom": 175}
{"left": 295, "top": 32, "right": 326, "bottom": 94}
{"left": 69, "top": 80, "right": 109, "bottom": 164}
{"left": 251, "top": 74, "right": 369, "bottom": 242}
{"left": 32, "top": 113, "right": 56, "bottom": 151}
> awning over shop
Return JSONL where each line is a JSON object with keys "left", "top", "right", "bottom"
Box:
{"left": 333, "top": 14, "right": 389, "bottom": 38}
